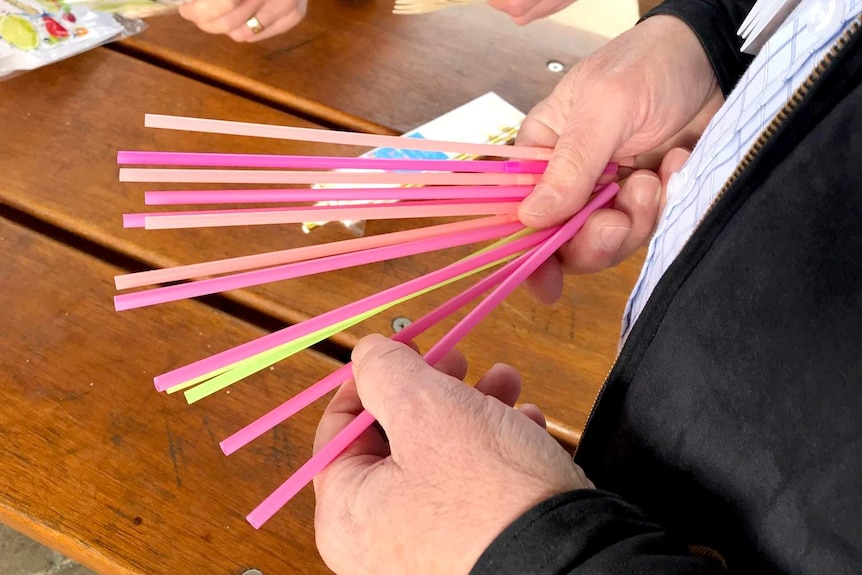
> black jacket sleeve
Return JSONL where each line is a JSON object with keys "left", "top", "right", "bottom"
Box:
{"left": 471, "top": 490, "right": 724, "bottom": 575}
{"left": 643, "top": 0, "right": 757, "bottom": 96}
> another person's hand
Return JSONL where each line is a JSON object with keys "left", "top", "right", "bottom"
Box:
{"left": 179, "top": 0, "right": 307, "bottom": 42}
{"left": 314, "top": 335, "right": 592, "bottom": 574}
{"left": 517, "top": 15, "right": 723, "bottom": 303}
{"left": 487, "top": 0, "right": 577, "bottom": 25}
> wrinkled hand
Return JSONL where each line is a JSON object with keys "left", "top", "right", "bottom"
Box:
{"left": 517, "top": 15, "right": 723, "bottom": 303}
{"left": 314, "top": 335, "right": 593, "bottom": 575}
{"left": 179, "top": 0, "right": 306, "bottom": 42}
{"left": 487, "top": 0, "right": 577, "bottom": 25}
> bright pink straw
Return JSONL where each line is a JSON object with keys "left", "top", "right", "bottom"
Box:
{"left": 144, "top": 114, "right": 553, "bottom": 161}
{"left": 118, "top": 151, "right": 548, "bottom": 174}
{"left": 144, "top": 185, "right": 532, "bottom": 205}
{"left": 219, "top": 250, "right": 530, "bottom": 456}
{"left": 245, "top": 183, "right": 620, "bottom": 529}
{"left": 119, "top": 168, "right": 540, "bottom": 187}
{"left": 152, "top": 228, "right": 554, "bottom": 392}
{"left": 114, "top": 220, "right": 524, "bottom": 311}
{"left": 115, "top": 215, "right": 513, "bottom": 290}
{"left": 126, "top": 200, "right": 520, "bottom": 230}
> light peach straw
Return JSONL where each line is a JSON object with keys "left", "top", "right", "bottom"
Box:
{"left": 144, "top": 114, "right": 553, "bottom": 161}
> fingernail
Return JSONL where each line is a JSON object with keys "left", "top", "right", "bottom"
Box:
{"left": 352, "top": 333, "right": 391, "bottom": 363}
{"left": 522, "top": 190, "right": 558, "bottom": 218}
{"left": 631, "top": 174, "right": 661, "bottom": 207}
{"left": 599, "top": 226, "right": 629, "bottom": 251}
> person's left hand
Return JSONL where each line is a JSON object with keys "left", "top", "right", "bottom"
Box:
{"left": 179, "top": 0, "right": 307, "bottom": 42}
{"left": 313, "top": 334, "right": 593, "bottom": 574}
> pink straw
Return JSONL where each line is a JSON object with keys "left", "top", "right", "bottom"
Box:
{"left": 115, "top": 215, "right": 514, "bottom": 290}
{"left": 119, "top": 168, "right": 541, "bottom": 186}
{"left": 118, "top": 151, "right": 549, "bottom": 174}
{"left": 144, "top": 114, "right": 553, "bottom": 161}
{"left": 152, "top": 228, "right": 554, "bottom": 392}
{"left": 219, "top": 250, "right": 530, "bottom": 456}
{"left": 144, "top": 185, "right": 532, "bottom": 205}
{"left": 244, "top": 183, "right": 620, "bottom": 529}
{"left": 125, "top": 200, "right": 520, "bottom": 230}
{"left": 114, "top": 220, "right": 524, "bottom": 311}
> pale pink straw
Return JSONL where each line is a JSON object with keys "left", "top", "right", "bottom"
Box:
{"left": 114, "top": 220, "right": 524, "bottom": 311}
{"left": 245, "top": 183, "right": 620, "bottom": 529}
{"left": 152, "top": 228, "right": 554, "bottom": 392}
{"left": 119, "top": 168, "right": 541, "bottom": 187}
{"left": 125, "top": 200, "right": 520, "bottom": 230}
{"left": 115, "top": 215, "right": 514, "bottom": 290}
{"left": 144, "top": 114, "right": 553, "bottom": 161}
{"left": 219, "top": 250, "right": 530, "bottom": 456}
{"left": 118, "top": 151, "right": 549, "bottom": 174}
{"left": 144, "top": 185, "right": 532, "bottom": 205}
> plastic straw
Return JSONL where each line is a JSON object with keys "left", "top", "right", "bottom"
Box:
{"left": 244, "top": 183, "right": 620, "bottom": 529}
{"left": 179, "top": 247, "right": 521, "bottom": 403}
{"left": 144, "top": 114, "right": 554, "bottom": 161}
{"left": 119, "top": 168, "right": 541, "bottom": 187}
{"left": 144, "top": 185, "right": 533, "bottom": 205}
{"left": 115, "top": 215, "right": 514, "bottom": 290}
{"left": 127, "top": 200, "right": 520, "bottom": 230}
{"left": 219, "top": 249, "right": 530, "bottom": 455}
{"left": 118, "top": 151, "right": 549, "bottom": 174}
{"left": 152, "top": 228, "right": 555, "bottom": 391}
{"left": 114, "top": 220, "right": 524, "bottom": 311}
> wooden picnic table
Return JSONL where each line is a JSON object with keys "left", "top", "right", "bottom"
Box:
{"left": 0, "top": 9, "right": 641, "bottom": 574}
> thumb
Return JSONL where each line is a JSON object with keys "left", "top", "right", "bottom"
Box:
{"left": 518, "top": 86, "right": 629, "bottom": 228}
{"left": 351, "top": 334, "right": 461, "bottom": 445}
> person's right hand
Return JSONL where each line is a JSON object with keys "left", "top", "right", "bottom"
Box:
{"left": 516, "top": 15, "right": 723, "bottom": 303}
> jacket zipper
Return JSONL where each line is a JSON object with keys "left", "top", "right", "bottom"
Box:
{"left": 576, "top": 15, "right": 862, "bottom": 453}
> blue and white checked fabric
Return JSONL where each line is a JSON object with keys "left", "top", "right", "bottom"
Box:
{"left": 621, "top": 0, "right": 862, "bottom": 340}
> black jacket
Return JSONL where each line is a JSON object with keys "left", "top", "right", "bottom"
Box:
{"left": 473, "top": 2, "right": 862, "bottom": 573}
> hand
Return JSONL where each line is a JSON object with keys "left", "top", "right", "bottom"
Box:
{"left": 487, "top": 0, "right": 577, "bottom": 25}
{"left": 179, "top": 0, "right": 307, "bottom": 42}
{"left": 313, "top": 335, "right": 593, "bottom": 575}
{"left": 517, "top": 15, "right": 723, "bottom": 303}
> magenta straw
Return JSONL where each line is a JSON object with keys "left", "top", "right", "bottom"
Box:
{"left": 218, "top": 251, "right": 530, "bottom": 456}
{"left": 119, "top": 168, "right": 540, "bottom": 187}
{"left": 125, "top": 199, "right": 520, "bottom": 230}
{"left": 114, "top": 220, "right": 524, "bottom": 311}
{"left": 152, "top": 228, "right": 555, "bottom": 392}
{"left": 118, "top": 151, "right": 549, "bottom": 174}
{"left": 144, "top": 185, "right": 533, "bottom": 205}
{"left": 244, "top": 183, "right": 620, "bottom": 529}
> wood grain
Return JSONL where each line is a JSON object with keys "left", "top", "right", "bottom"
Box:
{"left": 0, "top": 215, "right": 339, "bottom": 574}
{"left": 116, "top": 2, "right": 608, "bottom": 133}
{"left": 0, "top": 49, "right": 641, "bottom": 445}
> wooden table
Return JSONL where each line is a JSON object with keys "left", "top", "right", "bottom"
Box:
{"left": 115, "top": 2, "right": 608, "bottom": 133}
{"left": 0, "top": 11, "right": 641, "bottom": 575}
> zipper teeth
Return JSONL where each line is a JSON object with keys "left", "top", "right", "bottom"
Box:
{"left": 576, "top": 15, "right": 862, "bottom": 452}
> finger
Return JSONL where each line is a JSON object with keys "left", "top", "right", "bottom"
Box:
{"left": 179, "top": 0, "right": 241, "bottom": 23}
{"left": 194, "top": 0, "right": 262, "bottom": 35}
{"left": 510, "top": 0, "right": 577, "bottom": 25}
{"left": 607, "top": 171, "right": 661, "bottom": 266}
{"left": 657, "top": 147, "right": 692, "bottom": 215}
{"left": 518, "top": 76, "right": 630, "bottom": 229}
{"left": 473, "top": 363, "right": 522, "bottom": 407}
{"left": 313, "top": 378, "right": 389, "bottom": 459}
{"left": 352, "top": 335, "right": 469, "bottom": 447}
{"left": 524, "top": 256, "right": 564, "bottom": 304}
{"left": 432, "top": 348, "right": 468, "bottom": 381}
{"left": 552, "top": 208, "right": 633, "bottom": 274}
{"left": 235, "top": 5, "right": 305, "bottom": 42}
{"left": 517, "top": 403, "right": 547, "bottom": 428}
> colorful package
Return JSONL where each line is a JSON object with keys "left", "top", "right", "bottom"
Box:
{"left": 0, "top": 0, "right": 145, "bottom": 80}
